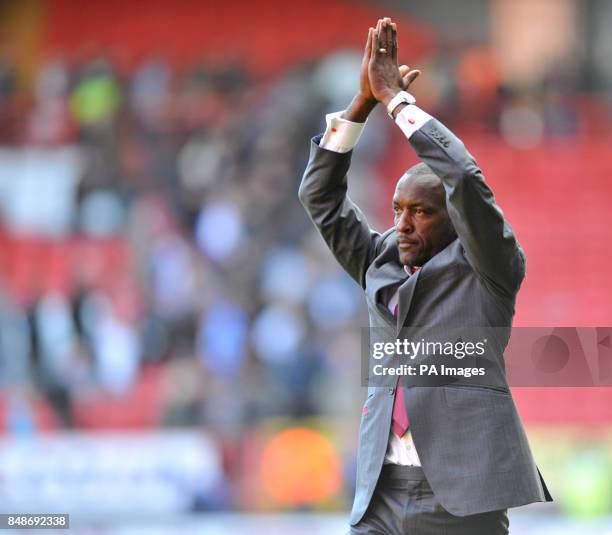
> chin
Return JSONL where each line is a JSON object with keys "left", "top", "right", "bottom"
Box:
{"left": 398, "top": 252, "right": 415, "bottom": 266}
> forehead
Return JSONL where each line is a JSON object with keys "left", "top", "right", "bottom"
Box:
{"left": 393, "top": 174, "right": 444, "bottom": 205}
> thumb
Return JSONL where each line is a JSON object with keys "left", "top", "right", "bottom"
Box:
{"left": 402, "top": 69, "right": 421, "bottom": 88}
{"left": 399, "top": 64, "right": 410, "bottom": 77}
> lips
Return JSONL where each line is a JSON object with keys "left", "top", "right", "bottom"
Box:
{"left": 398, "top": 239, "right": 418, "bottom": 249}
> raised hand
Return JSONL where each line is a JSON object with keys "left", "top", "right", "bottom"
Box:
{"left": 343, "top": 18, "right": 420, "bottom": 122}
{"left": 368, "top": 18, "right": 420, "bottom": 106}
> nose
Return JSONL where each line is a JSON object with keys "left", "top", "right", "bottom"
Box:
{"left": 395, "top": 209, "right": 414, "bottom": 233}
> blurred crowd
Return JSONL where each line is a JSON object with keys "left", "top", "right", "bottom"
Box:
{"left": 0, "top": 51, "right": 383, "bottom": 437}
{"left": 0, "top": 41, "right": 608, "bottom": 438}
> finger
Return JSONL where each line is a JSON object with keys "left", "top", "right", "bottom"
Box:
{"left": 375, "top": 21, "right": 383, "bottom": 52}
{"left": 384, "top": 18, "right": 393, "bottom": 52}
{"left": 376, "top": 18, "right": 383, "bottom": 40}
{"left": 399, "top": 65, "right": 410, "bottom": 77}
{"left": 373, "top": 30, "right": 382, "bottom": 56}
{"left": 363, "top": 28, "right": 372, "bottom": 59}
{"left": 391, "top": 22, "right": 398, "bottom": 62}
{"left": 364, "top": 27, "right": 373, "bottom": 60}
{"left": 380, "top": 18, "right": 387, "bottom": 49}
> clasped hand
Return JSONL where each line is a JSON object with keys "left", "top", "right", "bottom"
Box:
{"left": 359, "top": 17, "right": 420, "bottom": 108}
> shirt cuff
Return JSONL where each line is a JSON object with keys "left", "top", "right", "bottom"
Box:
{"left": 319, "top": 111, "right": 366, "bottom": 153}
{"left": 395, "top": 105, "right": 433, "bottom": 140}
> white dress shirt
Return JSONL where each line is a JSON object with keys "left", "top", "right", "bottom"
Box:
{"left": 319, "top": 103, "right": 433, "bottom": 466}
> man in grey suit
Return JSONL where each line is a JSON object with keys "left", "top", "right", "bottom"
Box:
{"left": 299, "top": 18, "right": 553, "bottom": 535}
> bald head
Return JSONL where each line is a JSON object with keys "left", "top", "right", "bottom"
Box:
{"left": 396, "top": 163, "right": 445, "bottom": 205}
{"left": 392, "top": 163, "right": 456, "bottom": 267}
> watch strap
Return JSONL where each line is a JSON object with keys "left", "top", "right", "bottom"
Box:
{"left": 386, "top": 91, "right": 416, "bottom": 118}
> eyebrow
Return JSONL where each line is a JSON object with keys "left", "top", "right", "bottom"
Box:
{"left": 392, "top": 199, "right": 432, "bottom": 209}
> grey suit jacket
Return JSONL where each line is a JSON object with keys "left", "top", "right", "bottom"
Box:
{"left": 298, "top": 115, "right": 553, "bottom": 525}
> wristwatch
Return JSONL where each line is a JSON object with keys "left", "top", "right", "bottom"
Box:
{"left": 386, "top": 91, "right": 416, "bottom": 118}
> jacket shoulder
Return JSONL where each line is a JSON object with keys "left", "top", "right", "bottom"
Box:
{"left": 374, "top": 227, "right": 397, "bottom": 256}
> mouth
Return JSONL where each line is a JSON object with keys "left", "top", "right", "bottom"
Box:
{"left": 398, "top": 239, "right": 418, "bottom": 251}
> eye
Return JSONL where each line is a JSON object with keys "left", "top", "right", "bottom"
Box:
{"left": 414, "top": 208, "right": 425, "bottom": 215}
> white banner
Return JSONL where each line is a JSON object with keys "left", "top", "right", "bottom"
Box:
{"left": 0, "top": 430, "right": 223, "bottom": 513}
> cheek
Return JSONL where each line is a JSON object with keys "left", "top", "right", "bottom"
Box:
{"left": 417, "top": 222, "right": 442, "bottom": 249}
{"left": 415, "top": 221, "right": 432, "bottom": 241}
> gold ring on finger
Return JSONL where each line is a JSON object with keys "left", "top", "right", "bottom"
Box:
{"left": 378, "top": 47, "right": 388, "bottom": 54}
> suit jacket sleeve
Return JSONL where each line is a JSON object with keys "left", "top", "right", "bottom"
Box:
{"left": 298, "top": 134, "right": 382, "bottom": 288}
{"left": 408, "top": 116, "right": 526, "bottom": 297}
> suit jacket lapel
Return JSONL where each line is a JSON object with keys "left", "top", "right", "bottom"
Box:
{"left": 367, "top": 234, "right": 408, "bottom": 322}
{"left": 395, "top": 268, "right": 421, "bottom": 336}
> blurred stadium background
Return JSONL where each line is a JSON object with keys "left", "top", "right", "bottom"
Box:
{"left": 0, "top": 0, "right": 611, "bottom": 533}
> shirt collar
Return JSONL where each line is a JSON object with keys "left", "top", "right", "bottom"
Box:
{"left": 404, "top": 265, "right": 420, "bottom": 275}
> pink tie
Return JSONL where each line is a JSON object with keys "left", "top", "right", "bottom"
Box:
{"left": 392, "top": 303, "right": 409, "bottom": 437}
